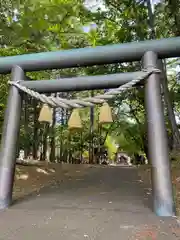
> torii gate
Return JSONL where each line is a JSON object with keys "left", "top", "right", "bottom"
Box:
{"left": 0, "top": 36, "right": 179, "bottom": 217}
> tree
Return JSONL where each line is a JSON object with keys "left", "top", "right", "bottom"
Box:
{"left": 0, "top": 0, "right": 180, "bottom": 162}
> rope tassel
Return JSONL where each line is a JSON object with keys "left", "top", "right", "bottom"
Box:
{"left": 38, "top": 104, "right": 53, "bottom": 123}
{"left": 99, "top": 102, "right": 113, "bottom": 125}
{"left": 68, "top": 109, "right": 82, "bottom": 130}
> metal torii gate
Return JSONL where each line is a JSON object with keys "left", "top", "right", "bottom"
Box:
{"left": 0, "top": 36, "right": 180, "bottom": 217}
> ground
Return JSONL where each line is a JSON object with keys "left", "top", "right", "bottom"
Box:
{"left": 138, "top": 163, "right": 180, "bottom": 215}
{"left": 0, "top": 164, "right": 178, "bottom": 239}
{"left": 13, "top": 163, "right": 89, "bottom": 200}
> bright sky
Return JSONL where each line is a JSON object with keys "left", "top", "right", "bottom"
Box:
{"left": 84, "top": 0, "right": 106, "bottom": 12}
{"left": 84, "top": 0, "right": 163, "bottom": 12}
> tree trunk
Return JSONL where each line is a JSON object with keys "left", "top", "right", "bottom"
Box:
{"left": 50, "top": 107, "right": 56, "bottom": 162}
{"left": 59, "top": 127, "right": 63, "bottom": 162}
{"left": 146, "top": 0, "right": 156, "bottom": 39}
{"left": 24, "top": 95, "right": 29, "bottom": 158}
{"left": 40, "top": 124, "right": 49, "bottom": 161}
{"left": 89, "top": 90, "right": 94, "bottom": 164}
{"left": 32, "top": 99, "right": 39, "bottom": 159}
{"left": 159, "top": 60, "right": 180, "bottom": 149}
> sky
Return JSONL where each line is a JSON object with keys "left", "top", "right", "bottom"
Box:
{"left": 84, "top": 0, "right": 106, "bottom": 12}
{"left": 84, "top": 0, "right": 163, "bottom": 12}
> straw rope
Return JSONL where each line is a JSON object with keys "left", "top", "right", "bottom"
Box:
{"left": 8, "top": 69, "right": 160, "bottom": 109}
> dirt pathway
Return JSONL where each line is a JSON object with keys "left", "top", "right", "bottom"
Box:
{"left": 0, "top": 165, "right": 178, "bottom": 240}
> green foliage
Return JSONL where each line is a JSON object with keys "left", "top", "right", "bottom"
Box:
{"left": 0, "top": 0, "right": 180, "bottom": 160}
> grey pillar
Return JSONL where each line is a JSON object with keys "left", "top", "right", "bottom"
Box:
{"left": 143, "top": 51, "right": 175, "bottom": 216}
{"left": 0, "top": 66, "right": 24, "bottom": 209}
